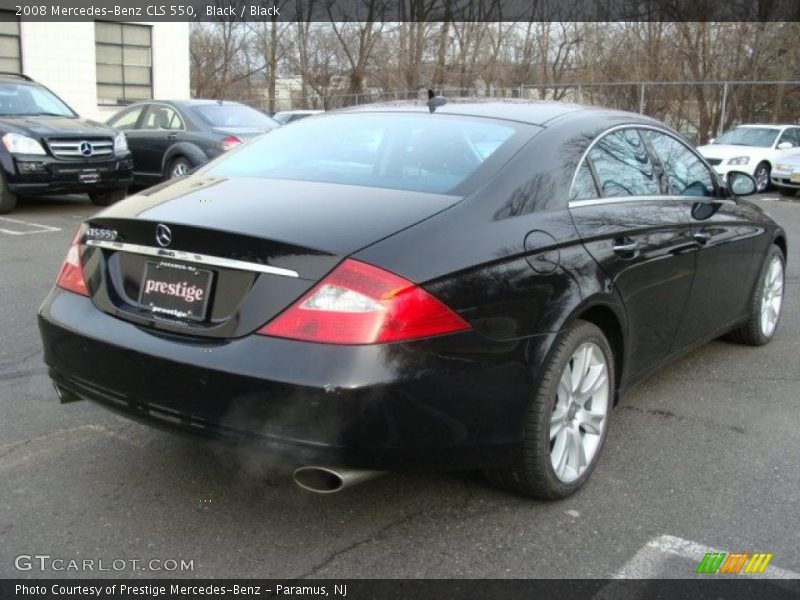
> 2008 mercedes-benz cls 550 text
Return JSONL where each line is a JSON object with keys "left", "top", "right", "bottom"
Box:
{"left": 38, "top": 101, "right": 787, "bottom": 499}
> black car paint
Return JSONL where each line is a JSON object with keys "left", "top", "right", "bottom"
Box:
{"left": 40, "top": 291, "right": 542, "bottom": 468}
{"left": 0, "top": 80, "right": 132, "bottom": 196}
{"left": 38, "top": 102, "right": 787, "bottom": 470}
{"left": 110, "top": 100, "right": 277, "bottom": 184}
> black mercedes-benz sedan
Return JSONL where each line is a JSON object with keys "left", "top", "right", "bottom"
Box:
{"left": 38, "top": 101, "right": 787, "bottom": 499}
{"left": 106, "top": 99, "right": 278, "bottom": 185}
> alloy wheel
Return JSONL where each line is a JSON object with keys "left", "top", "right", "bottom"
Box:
{"left": 171, "top": 161, "right": 189, "bottom": 178}
{"left": 550, "top": 342, "right": 610, "bottom": 483}
{"left": 754, "top": 164, "right": 770, "bottom": 193}
{"left": 760, "top": 256, "right": 784, "bottom": 338}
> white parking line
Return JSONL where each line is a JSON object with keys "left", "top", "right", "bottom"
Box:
{"left": 612, "top": 534, "right": 799, "bottom": 579}
{"left": 0, "top": 216, "right": 61, "bottom": 235}
{"left": 591, "top": 535, "right": 800, "bottom": 599}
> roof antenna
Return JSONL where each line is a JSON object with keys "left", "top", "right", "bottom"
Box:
{"left": 426, "top": 89, "right": 446, "bottom": 113}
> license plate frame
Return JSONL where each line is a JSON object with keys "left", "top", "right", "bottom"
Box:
{"left": 79, "top": 170, "right": 100, "bottom": 184}
{"left": 138, "top": 260, "right": 214, "bottom": 321}
{"left": 790, "top": 172, "right": 800, "bottom": 184}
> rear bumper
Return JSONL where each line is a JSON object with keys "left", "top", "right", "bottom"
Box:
{"left": 38, "top": 289, "right": 551, "bottom": 470}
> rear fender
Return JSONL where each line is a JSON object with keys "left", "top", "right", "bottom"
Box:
{"left": 161, "top": 142, "right": 208, "bottom": 177}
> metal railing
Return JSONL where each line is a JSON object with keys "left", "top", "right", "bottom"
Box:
{"left": 234, "top": 80, "right": 800, "bottom": 144}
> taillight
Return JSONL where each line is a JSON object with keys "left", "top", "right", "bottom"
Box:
{"left": 258, "top": 259, "right": 470, "bottom": 344}
{"left": 55, "top": 228, "right": 88, "bottom": 296}
{"left": 221, "top": 136, "right": 241, "bottom": 152}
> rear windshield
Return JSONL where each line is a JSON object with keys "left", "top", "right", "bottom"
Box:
{"left": 0, "top": 83, "right": 74, "bottom": 117}
{"left": 203, "top": 113, "right": 522, "bottom": 194}
{"left": 715, "top": 127, "right": 779, "bottom": 148}
{"left": 193, "top": 104, "right": 277, "bottom": 129}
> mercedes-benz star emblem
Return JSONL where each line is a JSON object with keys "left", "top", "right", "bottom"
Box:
{"left": 79, "top": 141, "right": 93, "bottom": 157}
{"left": 155, "top": 224, "right": 172, "bottom": 247}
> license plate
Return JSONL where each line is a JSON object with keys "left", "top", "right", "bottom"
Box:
{"left": 790, "top": 172, "right": 800, "bottom": 183}
{"left": 79, "top": 170, "right": 100, "bottom": 184}
{"left": 139, "top": 260, "right": 213, "bottom": 321}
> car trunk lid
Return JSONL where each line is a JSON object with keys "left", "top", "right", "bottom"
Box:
{"left": 212, "top": 126, "right": 271, "bottom": 140}
{"left": 81, "top": 176, "right": 460, "bottom": 338}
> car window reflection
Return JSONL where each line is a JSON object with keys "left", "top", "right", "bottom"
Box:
{"left": 644, "top": 130, "right": 715, "bottom": 197}
{"left": 589, "top": 129, "right": 660, "bottom": 198}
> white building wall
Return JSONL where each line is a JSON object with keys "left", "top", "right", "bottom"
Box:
{"left": 150, "top": 23, "right": 191, "bottom": 117}
{"left": 18, "top": 21, "right": 189, "bottom": 121}
{"left": 19, "top": 22, "right": 98, "bottom": 118}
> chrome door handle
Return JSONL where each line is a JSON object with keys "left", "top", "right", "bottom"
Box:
{"left": 694, "top": 230, "right": 712, "bottom": 245}
{"left": 613, "top": 240, "right": 639, "bottom": 253}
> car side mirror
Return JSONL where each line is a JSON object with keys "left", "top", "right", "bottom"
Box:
{"left": 777, "top": 141, "right": 794, "bottom": 150}
{"left": 727, "top": 171, "right": 757, "bottom": 196}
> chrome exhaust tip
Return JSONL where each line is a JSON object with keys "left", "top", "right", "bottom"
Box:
{"left": 293, "top": 466, "right": 385, "bottom": 494}
{"left": 53, "top": 383, "right": 82, "bottom": 404}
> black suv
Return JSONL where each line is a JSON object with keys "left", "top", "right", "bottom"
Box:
{"left": 0, "top": 73, "right": 133, "bottom": 213}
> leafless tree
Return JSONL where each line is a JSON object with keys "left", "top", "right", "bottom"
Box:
{"left": 189, "top": 17, "right": 800, "bottom": 135}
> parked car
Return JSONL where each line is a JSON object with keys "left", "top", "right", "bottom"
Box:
{"left": 272, "top": 109, "right": 323, "bottom": 125}
{"left": 39, "top": 101, "right": 786, "bottom": 499}
{"left": 106, "top": 99, "right": 279, "bottom": 186}
{"left": 771, "top": 153, "right": 800, "bottom": 197}
{"left": 0, "top": 72, "right": 132, "bottom": 213}
{"left": 697, "top": 124, "right": 800, "bottom": 193}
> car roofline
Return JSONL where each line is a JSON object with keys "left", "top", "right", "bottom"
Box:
{"left": 326, "top": 99, "right": 665, "bottom": 128}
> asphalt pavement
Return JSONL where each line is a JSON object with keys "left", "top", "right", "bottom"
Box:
{"left": 1, "top": 193, "right": 799, "bottom": 580}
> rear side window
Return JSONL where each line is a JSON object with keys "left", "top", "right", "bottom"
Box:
{"left": 204, "top": 113, "right": 521, "bottom": 194}
{"left": 570, "top": 162, "right": 598, "bottom": 201}
{"left": 141, "top": 105, "right": 183, "bottom": 130}
{"left": 644, "top": 130, "right": 715, "bottom": 197}
{"left": 588, "top": 129, "right": 660, "bottom": 198}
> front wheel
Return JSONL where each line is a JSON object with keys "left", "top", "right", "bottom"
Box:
{"left": 726, "top": 245, "right": 785, "bottom": 345}
{"left": 0, "top": 180, "right": 17, "bottom": 214}
{"left": 484, "top": 320, "right": 614, "bottom": 499}
{"left": 753, "top": 162, "right": 771, "bottom": 193}
{"left": 89, "top": 187, "right": 128, "bottom": 207}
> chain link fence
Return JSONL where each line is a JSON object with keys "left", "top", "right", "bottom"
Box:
{"left": 238, "top": 80, "right": 800, "bottom": 145}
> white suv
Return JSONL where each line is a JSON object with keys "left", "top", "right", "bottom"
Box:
{"left": 697, "top": 124, "right": 800, "bottom": 192}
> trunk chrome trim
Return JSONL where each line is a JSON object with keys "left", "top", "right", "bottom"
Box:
{"left": 84, "top": 239, "right": 300, "bottom": 279}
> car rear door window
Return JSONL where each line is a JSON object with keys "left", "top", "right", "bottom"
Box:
{"left": 141, "top": 105, "right": 182, "bottom": 130}
{"left": 644, "top": 130, "right": 715, "bottom": 197}
{"left": 569, "top": 162, "right": 599, "bottom": 201}
{"left": 588, "top": 129, "right": 660, "bottom": 198}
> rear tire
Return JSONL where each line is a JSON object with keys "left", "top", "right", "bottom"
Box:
{"left": 89, "top": 187, "right": 127, "bottom": 207}
{"left": 167, "top": 156, "right": 191, "bottom": 179}
{"left": 484, "top": 320, "right": 614, "bottom": 500}
{"left": 0, "top": 177, "right": 18, "bottom": 214}
{"left": 726, "top": 245, "right": 785, "bottom": 346}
